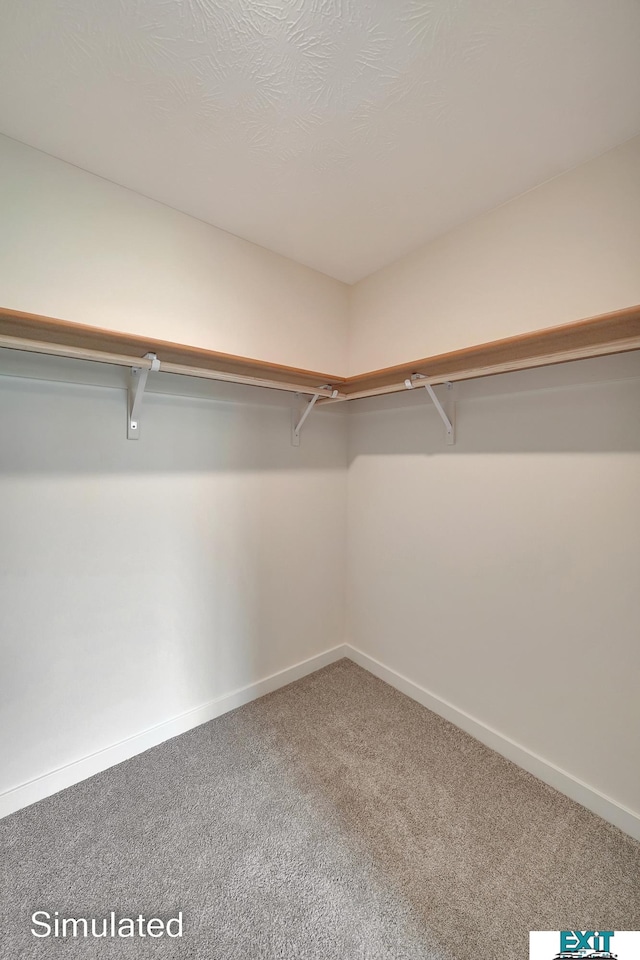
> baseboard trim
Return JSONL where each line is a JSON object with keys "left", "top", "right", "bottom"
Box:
{"left": 0, "top": 644, "right": 348, "bottom": 820}
{"left": 345, "top": 644, "right": 640, "bottom": 842}
{"left": 5, "top": 643, "right": 638, "bottom": 842}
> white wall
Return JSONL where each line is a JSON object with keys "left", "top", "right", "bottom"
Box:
{"left": 0, "top": 136, "right": 348, "bottom": 812}
{"left": 0, "top": 361, "right": 347, "bottom": 803}
{"left": 347, "top": 135, "right": 640, "bottom": 831}
{"left": 349, "top": 135, "right": 640, "bottom": 372}
{"left": 347, "top": 362, "right": 640, "bottom": 821}
{"left": 0, "top": 134, "right": 348, "bottom": 374}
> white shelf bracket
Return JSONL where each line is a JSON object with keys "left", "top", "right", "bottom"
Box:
{"left": 407, "top": 375, "right": 455, "bottom": 445}
{"left": 291, "top": 386, "right": 337, "bottom": 446}
{"left": 128, "top": 352, "right": 160, "bottom": 440}
{"left": 424, "top": 382, "right": 455, "bottom": 445}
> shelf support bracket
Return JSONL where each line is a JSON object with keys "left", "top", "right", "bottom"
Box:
{"left": 424, "top": 383, "right": 455, "bottom": 445}
{"left": 292, "top": 386, "right": 337, "bottom": 446}
{"left": 128, "top": 352, "right": 160, "bottom": 439}
{"left": 407, "top": 375, "right": 455, "bottom": 445}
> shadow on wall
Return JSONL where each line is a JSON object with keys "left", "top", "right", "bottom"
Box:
{"left": 1, "top": 350, "right": 638, "bottom": 473}
{"left": 347, "top": 353, "right": 640, "bottom": 459}
{"left": 0, "top": 373, "right": 347, "bottom": 475}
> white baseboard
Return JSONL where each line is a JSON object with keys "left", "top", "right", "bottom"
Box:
{"left": 5, "top": 642, "right": 638, "bottom": 843}
{"left": 345, "top": 644, "right": 640, "bottom": 842}
{"left": 0, "top": 644, "right": 348, "bottom": 820}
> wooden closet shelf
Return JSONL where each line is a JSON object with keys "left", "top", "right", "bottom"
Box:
{"left": 339, "top": 304, "right": 640, "bottom": 400}
{"left": 0, "top": 307, "right": 343, "bottom": 395}
{"left": 1, "top": 303, "right": 639, "bottom": 403}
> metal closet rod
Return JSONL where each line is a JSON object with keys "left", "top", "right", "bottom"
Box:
{"left": 0, "top": 334, "right": 343, "bottom": 399}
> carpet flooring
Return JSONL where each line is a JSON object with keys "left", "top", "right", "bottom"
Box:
{"left": 1, "top": 659, "right": 639, "bottom": 959}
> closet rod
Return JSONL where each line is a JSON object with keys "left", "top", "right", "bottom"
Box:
{"left": 0, "top": 335, "right": 341, "bottom": 399}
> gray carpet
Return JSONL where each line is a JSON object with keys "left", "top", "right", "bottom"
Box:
{"left": 1, "top": 659, "right": 639, "bottom": 959}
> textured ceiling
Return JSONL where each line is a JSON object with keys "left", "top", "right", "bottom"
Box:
{"left": 1, "top": 0, "right": 640, "bottom": 282}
